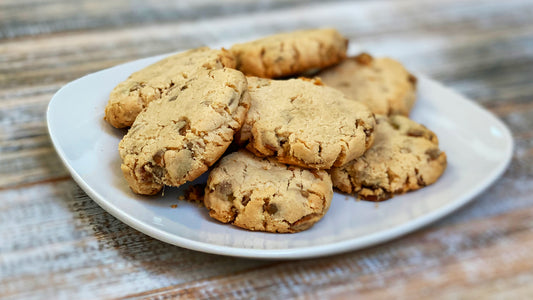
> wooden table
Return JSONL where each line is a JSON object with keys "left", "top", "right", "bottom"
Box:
{"left": 2, "top": 0, "right": 532, "bottom": 298}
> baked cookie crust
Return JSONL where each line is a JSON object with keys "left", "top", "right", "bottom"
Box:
{"left": 119, "top": 68, "right": 250, "bottom": 195}
{"left": 204, "top": 150, "right": 333, "bottom": 233}
{"left": 319, "top": 53, "right": 417, "bottom": 116}
{"left": 230, "top": 28, "right": 347, "bottom": 78}
{"left": 330, "top": 115, "right": 447, "bottom": 201}
{"left": 239, "top": 77, "right": 376, "bottom": 169}
{"left": 105, "top": 47, "right": 236, "bottom": 128}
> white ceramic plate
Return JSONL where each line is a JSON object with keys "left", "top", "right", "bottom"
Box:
{"left": 47, "top": 53, "right": 513, "bottom": 259}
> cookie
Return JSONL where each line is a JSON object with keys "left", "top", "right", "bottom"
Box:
{"left": 319, "top": 53, "right": 417, "bottom": 116}
{"left": 204, "top": 150, "right": 333, "bottom": 233}
{"left": 230, "top": 28, "right": 347, "bottom": 78}
{"left": 329, "top": 115, "right": 447, "bottom": 201}
{"left": 105, "top": 47, "right": 236, "bottom": 128}
{"left": 238, "top": 77, "right": 376, "bottom": 169}
{"left": 119, "top": 68, "right": 250, "bottom": 195}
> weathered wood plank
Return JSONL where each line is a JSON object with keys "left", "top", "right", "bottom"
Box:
{"left": 0, "top": 181, "right": 272, "bottom": 299}
{"left": 119, "top": 208, "right": 533, "bottom": 299}
{"left": 0, "top": 0, "right": 340, "bottom": 39}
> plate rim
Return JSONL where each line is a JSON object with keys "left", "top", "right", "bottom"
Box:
{"left": 47, "top": 58, "right": 514, "bottom": 260}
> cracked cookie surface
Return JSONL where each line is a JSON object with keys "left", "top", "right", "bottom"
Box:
{"left": 330, "top": 115, "right": 447, "bottom": 201}
{"left": 105, "top": 47, "right": 236, "bottom": 128}
{"left": 119, "top": 68, "right": 250, "bottom": 195}
{"left": 204, "top": 150, "right": 333, "bottom": 233}
{"left": 238, "top": 77, "right": 376, "bottom": 169}
{"left": 319, "top": 53, "right": 417, "bottom": 116}
{"left": 230, "top": 28, "right": 347, "bottom": 78}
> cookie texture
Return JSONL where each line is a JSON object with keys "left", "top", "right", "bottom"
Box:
{"left": 238, "top": 77, "right": 376, "bottom": 169}
{"left": 330, "top": 115, "right": 447, "bottom": 201}
{"left": 230, "top": 28, "right": 347, "bottom": 78}
{"left": 119, "top": 68, "right": 250, "bottom": 195}
{"left": 105, "top": 47, "right": 236, "bottom": 128}
{"left": 204, "top": 150, "right": 333, "bottom": 233}
{"left": 319, "top": 53, "right": 417, "bottom": 116}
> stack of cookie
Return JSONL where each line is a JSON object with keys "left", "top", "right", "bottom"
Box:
{"left": 104, "top": 28, "right": 446, "bottom": 233}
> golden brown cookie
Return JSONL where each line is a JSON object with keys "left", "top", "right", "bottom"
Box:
{"left": 329, "top": 115, "right": 447, "bottom": 201}
{"left": 105, "top": 47, "right": 236, "bottom": 128}
{"left": 238, "top": 77, "right": 376, "bottom": 169}
{"left": 119, "top": 68, "right": 250, "bottom": 195}
{"left": 319, "top": 53, "right": 417, "bottom": 116}
{"left": 204, "top": 150, "right": 333, "bottom": 233}
{"left": 230, "top": 28, "right": 347, "bottom": 78}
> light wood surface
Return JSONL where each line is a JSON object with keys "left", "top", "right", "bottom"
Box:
{"left": 1, "top": 0, "right": 533, "bottom": 299}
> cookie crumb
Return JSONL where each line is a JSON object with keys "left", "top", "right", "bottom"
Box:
{"left": 354, "top": 52, "right": 373, "bottom": 65}
{"left": 170, "top": 204, "right": 178, "bottom": 208}
{"left": 184, "top": 184, "right": 206, "bottom": 207}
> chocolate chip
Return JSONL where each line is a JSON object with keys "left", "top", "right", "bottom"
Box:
{"left": 290, "top": 213, "right": 321, "bottom": 232}
{"left": 177, "top": 117, "right": 190, "bottom": 136}
{"left": 228, "top": 93, "right": 239, "bottom": 107}
{"left": 152, "top": 150, "right": 165, "bottom": 166}
{"left": 310, "top": 170, "right": 322, "bottom": 179}
{"left": 425, "top": 148, "right": 441, "bottom": 160}
{"left": 417, "top": 175, "right": 426, "bottom": 187}
{"left": 129, "top": 82, "right": 146, "bottom": 92}
{"left": 386, "top": 169, "right": 398, "bottom": 184}
{"left": 228, "top": 206, "right": 238, "bottom": 223}
{"left": 408, "top": 74, "right": 418, "bottom": 85}
{"left": 407, "top": 128, "right": 425, "bottom": 137}
{"left": 215, "top": 181, "right": 233, "bottom": 196}
{"left": 241, "top": 195, "right": 251, "bottom": 206}
{"left": 129, "top": 84, "right": 141, "bottom": 92}
{"left": 265, "top": 202, "right": 278, "bottom": 215}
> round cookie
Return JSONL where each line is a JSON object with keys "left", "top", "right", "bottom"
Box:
{"left": 319, "top": 53, "right": 417, "bottom": 116}
{"left": 105, "top": 47, "right": 236, "bottom": 128}
{"left": 238, "top": 77, "right": 376, "bottom": 170}
{"left": 329, "top": 115, "right": 447, "bottom": 201}
{"left": 230, "top": 28, "right": 347, "bottom": 78}
{"left": 204, "top": 150, "right": 333, "bottom": 233}
{"left": 119, "top": 68, "right": 250, "bottom": 195}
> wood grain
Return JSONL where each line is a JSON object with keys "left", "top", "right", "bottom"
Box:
{"left": 1, "top": 0, "right": 533, "bottom": 299}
